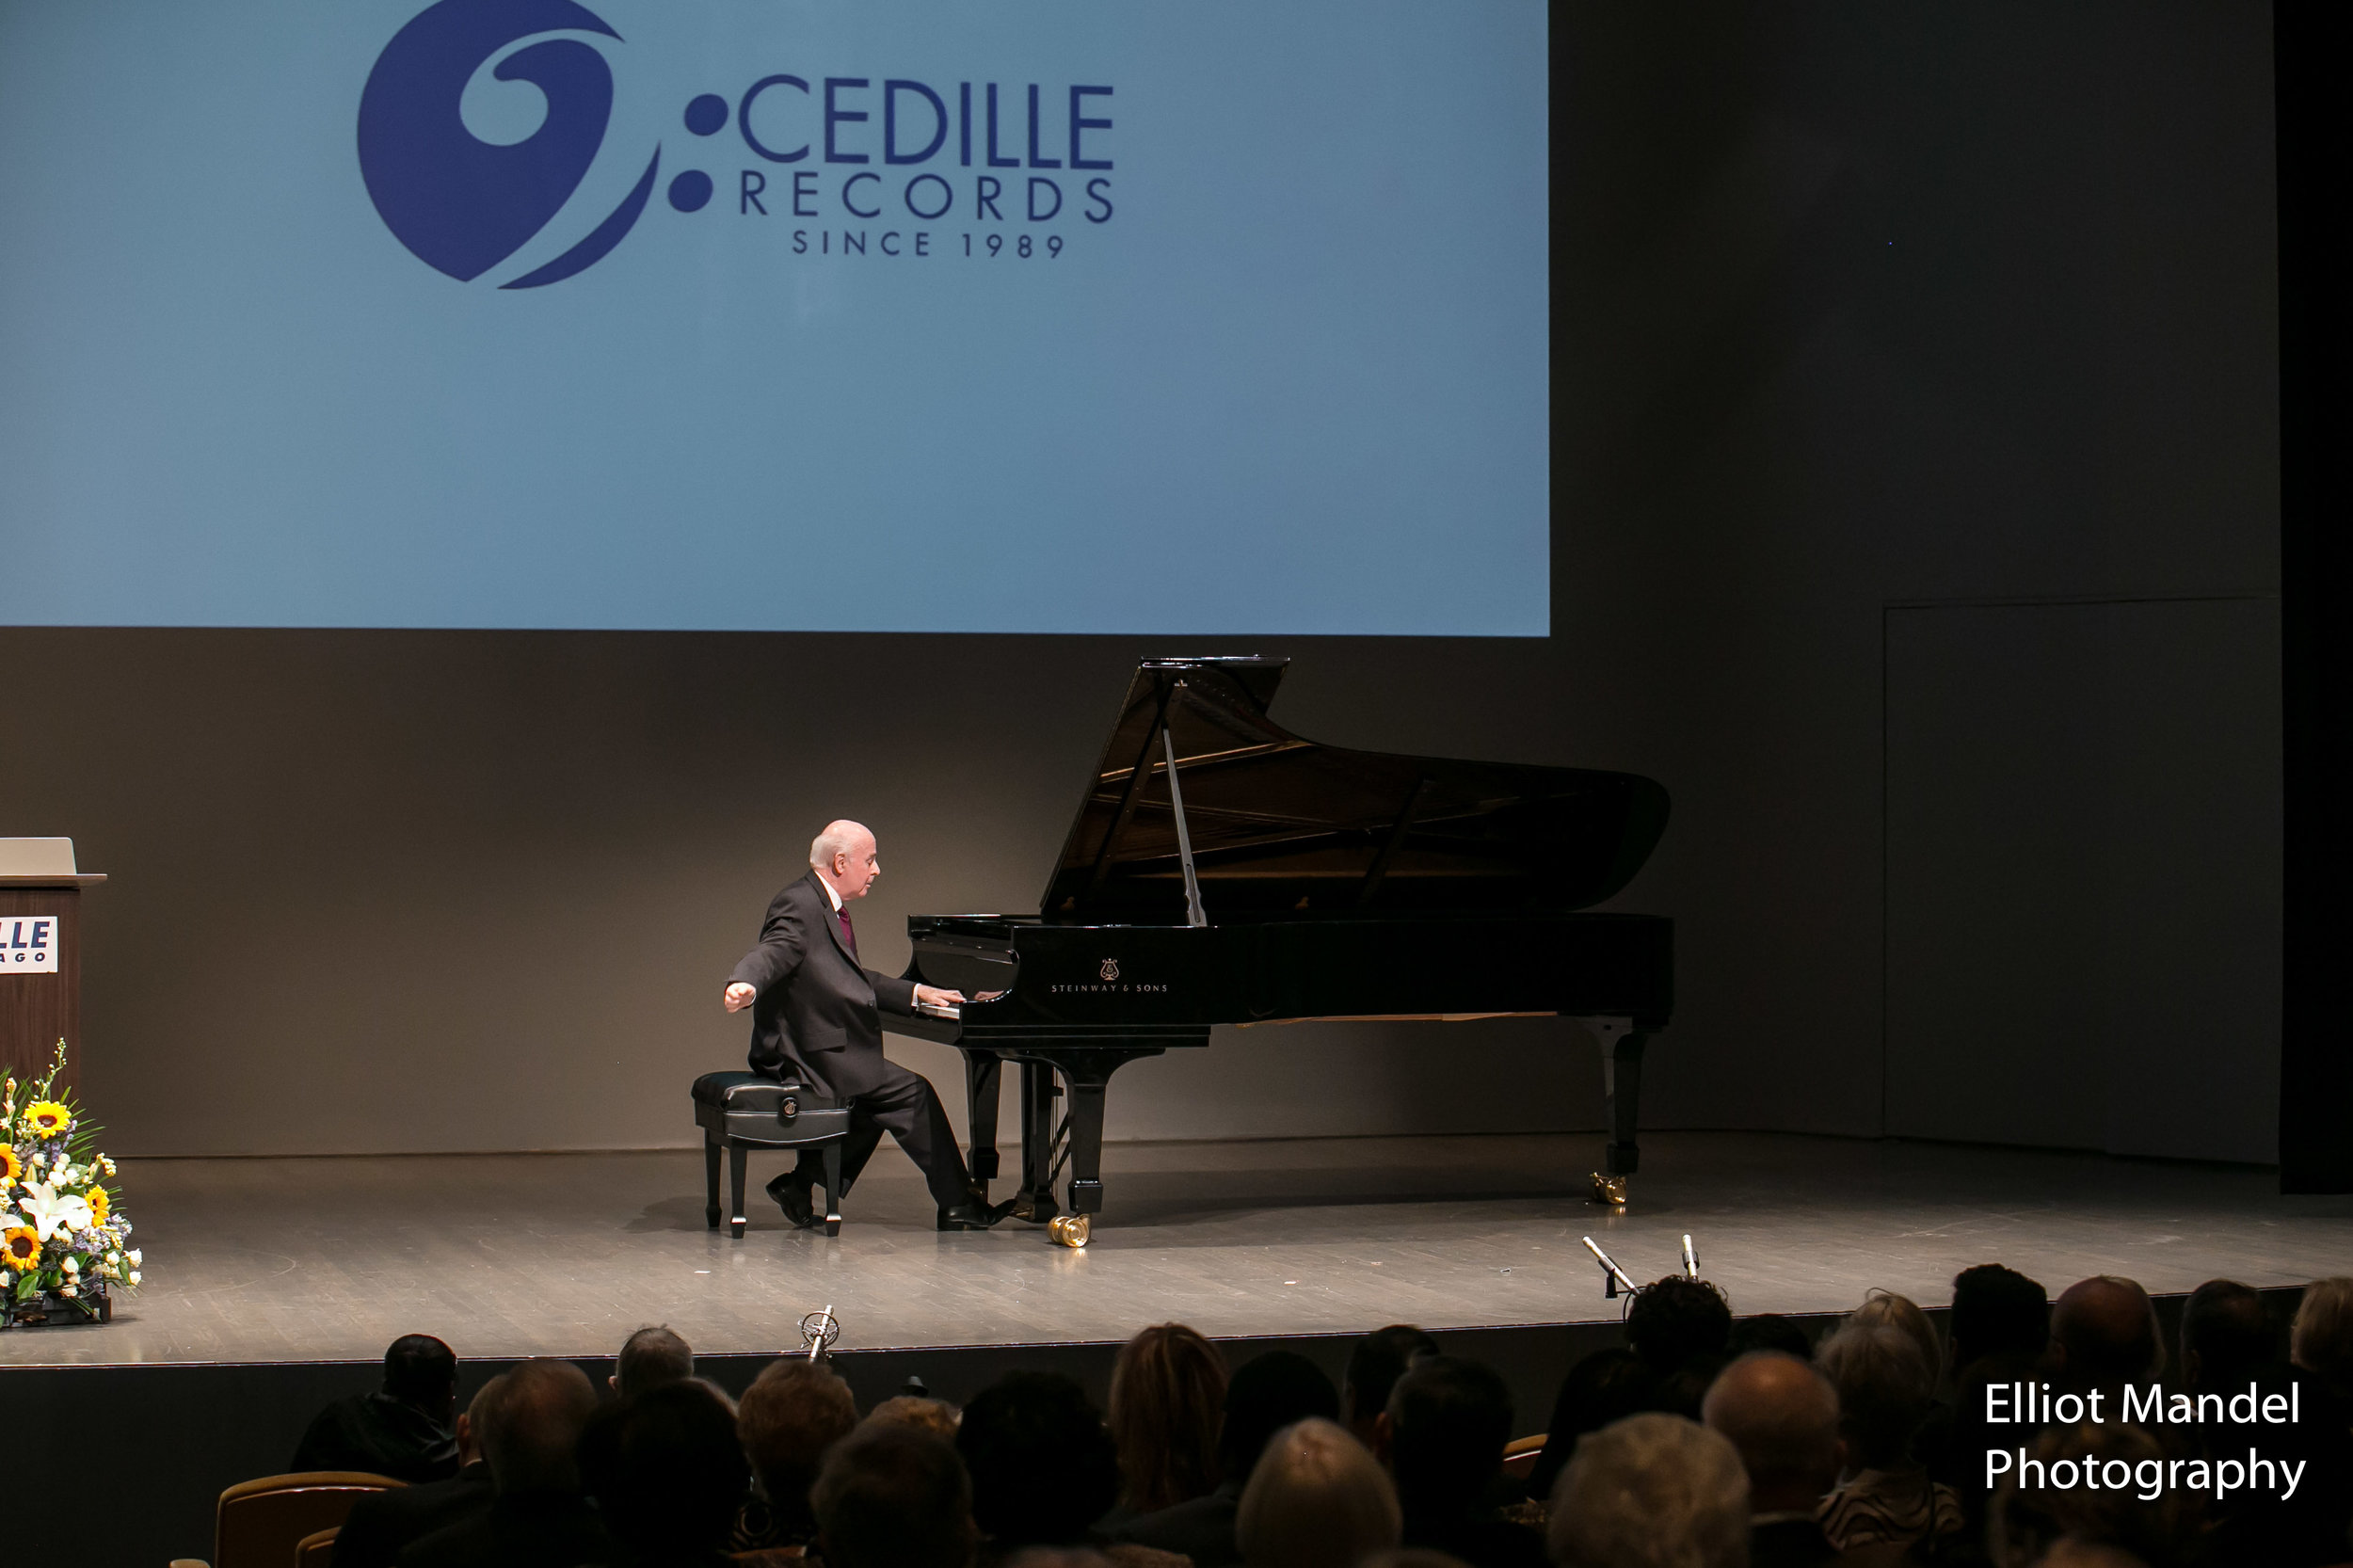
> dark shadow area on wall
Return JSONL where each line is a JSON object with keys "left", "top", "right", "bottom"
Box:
{"left": 2274, "top": 0, "right": 2352, "bottom": 1192}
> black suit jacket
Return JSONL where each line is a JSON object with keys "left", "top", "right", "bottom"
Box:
{"left": 728, "top": 871, "right": 918, "bottom": 1098}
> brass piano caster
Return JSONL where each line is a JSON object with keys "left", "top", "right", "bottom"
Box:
{"left": 1048, "top": 1215, "right": 1091, "bottom": 1248}
{"left": 1588, "top": 1172, "right": 1628, "bottom": 1208}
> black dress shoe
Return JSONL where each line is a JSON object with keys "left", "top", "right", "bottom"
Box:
{"left": 765, "top": 1172, "right": 818, "bottom": 1230}
{"left": 936, "top": 1201, "right": 1002, "bottom": 1231}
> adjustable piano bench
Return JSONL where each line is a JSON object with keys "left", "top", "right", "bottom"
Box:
{"left": 692, "top": 1072, "right": 852, "bottom": 1238}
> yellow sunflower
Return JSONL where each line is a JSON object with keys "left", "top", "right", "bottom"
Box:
{"left": 88, "top": 1187, "right": 109, "bottom": 1225}
{"left": 0, "top": 1147, "right": 20, "bottom": 1184}
{"left": 24, "top": 1102, "right": 71, "bottom": 1138}
{"left": 2, "top": 1225, "right": 40, "bottom": 1272}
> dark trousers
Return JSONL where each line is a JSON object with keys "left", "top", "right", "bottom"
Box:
{"left": 792, "top": 1060, "right": 971, "bottom": 1211}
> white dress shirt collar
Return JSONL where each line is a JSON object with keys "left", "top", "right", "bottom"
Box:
{"left": 814, "top": 872, "right": 842, "bottom": 912}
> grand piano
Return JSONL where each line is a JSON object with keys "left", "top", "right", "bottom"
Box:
{"left": 892, "top": 656, "right": 1672, "bottom": 1244}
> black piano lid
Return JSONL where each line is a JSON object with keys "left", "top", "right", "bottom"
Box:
{"left": 1038, "top": 657, "right": 1670, "bottom": 923}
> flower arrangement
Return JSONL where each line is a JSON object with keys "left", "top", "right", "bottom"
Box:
{"left": 2, "top": 1041, "right": 138, "bottom": 1325}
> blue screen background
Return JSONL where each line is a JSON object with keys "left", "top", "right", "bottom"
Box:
{"left": 0, "top": 1, "right": 1548, "bottom": 634}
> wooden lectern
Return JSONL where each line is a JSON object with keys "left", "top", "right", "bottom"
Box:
{"left": 0, "top": 839, "right": 104, "bottom": 1095}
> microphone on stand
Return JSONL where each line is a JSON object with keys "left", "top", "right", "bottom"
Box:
{"left": 1581, "top": 1236, "right": 1640, "bottom": 1299}
{"left": 1682, "top": 1234, "right": 1699, "bottom": 1280}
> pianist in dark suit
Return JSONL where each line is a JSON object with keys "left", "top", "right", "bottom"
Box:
{"left": 724, "top": 820, "right": 1000, "bottom": 1231}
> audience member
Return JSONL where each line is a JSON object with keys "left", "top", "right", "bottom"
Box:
{"left": 733, "top": 1359, "right": 859, "bottom": 1554}
{"left": 1849, "top": 1290, "right": 1943, "bottom": 1386}
{"left": 1109, "top": 1322, "right": 1229, "bottom": 1517}
{"left": 2290, "top": 1275, "right": 2353, "bottom": 1398}
{"left": 333, "top": 1380, "right": 495, "bottom": 1568}
{"left": 960, "top": 1370, "right": 1185, "bottom": 1568}
{"left": 1950, "top": 1265, "right": 2051, "bottom": 1375}
{"left": 1379, "top": 1356, "right": 1544, "bottom": 1568}
{"left": 613, "top": 1324, "right": 695, "bottom": 1399}
{"left": 1988, "top": 1422, "right": 2192, "bottom": 1568}
{"left": 400, "top": 1359, "right": 610, "bottom": 1568}
{"left": 580, "top": 1380, "right": 752, "bottom": 1568}
{"left": 812, "top": 1423, "right": 975, "bottom": 1568}
{"left": 1940, "top": 1265, "right": 2053, "bottom": 1518}
{"left": 1811, "top": 1320, "right": 1959, "bottom": 1553}
{"left": 862, "top": 1393, "right": 961, "bottom": 1442}
{"left": 1546, "top": 1414, "right": 1748, "bottom": 1568}
{"left": 1625, "top": 1278, "right": 1735, "bottom": 1417}
{"left": 2259, "top": 1276, "right": 2353, "bottom": 1567}
{"left": 1346, "top": 1325, "right": 1442, "bottom": 1447}
{"left": 1523, "top": 1349, "right": 1657, "bottom": 1506}
{"left": 2178, "top": 1279, "right": 2271, "bottom": 1393}
{"left": 293, "top": 1334, "right": 461, "bottom": 1483}
{"left": 1701, "top": 1352, "right": 1843, "bottom": 1568}
{"left": 2047, "top": 1277, "right": 2164, "bottom": 1399}
{"left": 1728, "top": 1315, "right": 1815, "bottom": 1362}
{"left": 1362, "top": 1554, "right": 1476, "bottom": 1568}
{"left": 1117, "top": 1350, "right": 1340, "bottom": 1568}
{"left": 1236, "top": 1416, "right": 1401, "bottom": 1568}
{"left": 1003, "top": 1553, "right": 1114, "bottom": 1568}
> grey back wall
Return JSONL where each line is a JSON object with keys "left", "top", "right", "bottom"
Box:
{"left": 4, "top": 1, "right": 2280, "bottom": 1160}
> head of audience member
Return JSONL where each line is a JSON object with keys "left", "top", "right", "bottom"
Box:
{"left": 1727, "top": 1315, "right": 1814, "bottom": 1361}
{"left": 958, "top": 1371, "right": 1121, "bottom": 1548}
{"left": 455, "top": 1379, "right": 494, "bottom": 1469}
{"left": 1990, "top": 1422, "right": 2192, "bottom": 1568}
{"left": 1952, "top": 1265, "right": 2053, "bottom": 1375}
{"left": 1000, "top": 1552, "right": 1112, "bottom": 1568}
{"left": 1378, "top": 1356, "right": 1513, "bottom": 1525}
{"left": 1625, "top": 1278, "right": 1735, "bottom": 1379}
{"left": 1850, "top": 1290, "right": 1943, "bottom": 1384}
{"left": 862, "top": 1394, "right": 960, "bottom": 1443}
{"left": 1702, "top": 1351, "right": 1843, "bottom": 1515}
{"left": 2049, "top": 1277, "right": 2165, "bottom": 1395}
{"left": 2290, "top": 1276, "right": 2353, "bottom": 1399}
{"left": 1547, "top": 1414, "right": 1749, "bottom": 1568}
{"left": 1813, "top": 1321, "right": 1933, "bottom": 1475}
{"left": 738, "top": 1359, "right": 859, "bottom": 1539}
{"left": 1218, "top": 1352, "right": 1343, "bottom": 1492}
{"left": 614, "top": 1324, "right": 695, "bottom": 1399}
{"left": 1526, "top": 1348, "right": 1658, "bottom": 1501}
{"left": 1344, "top": 1325, "right": 1441, "bottom": 1446}
{"left": 1360, "top": 1554, "right": 1475, "bottom": 1568}
{"left": 480, "top": 1358, "right": 602, "bottom": 1496}
{"left": 581, "top": 1380, "right": 750, "bottom": 1563}
{"left": 383, "top": 1334, "right": 460, "bottom": 1428}
{"left": 1109, "top": 1322, "right": 1228, "bottom": 1512}
{"left": 1237, "top": 1416, "right": 1401, "bottom": 1568}
{"left": 2178, "top": 1280, "right": 2273, "bottom": 1394}
{"left": 814, "top": 1423, "right": 975, "bottom": 1568}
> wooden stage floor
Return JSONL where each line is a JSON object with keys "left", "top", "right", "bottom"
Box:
{"left": 8, "top": 1130, "right": 2349, "bottom": 1369}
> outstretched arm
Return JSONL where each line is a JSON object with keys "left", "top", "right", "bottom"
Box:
{"left": 723, "top": 896, "right": 810, "bottom": 1011}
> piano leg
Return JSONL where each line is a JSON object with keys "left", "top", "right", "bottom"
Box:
{"left": 1031, "top": 1047, "right": 1167, "bottom": 1229}
{"left": 1605, "top": 1031, "right": 1647, "bottom": 1177}
{"left": 963, "top": 1050, "right": 1003, "bottom": 1199}
{"left": 1011, "top": 1061, "right": 1063, "bottom": 1224}
{"left": 1061, "top": 1068, "right": 1112, "bottom": 1217}
{"left": 1576, "top": 1017, "right": 1646, "bottom": 1206}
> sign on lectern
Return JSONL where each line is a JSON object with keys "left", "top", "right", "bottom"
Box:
{"left": 0, "top": 839, "right": 105, "bottom": 1092}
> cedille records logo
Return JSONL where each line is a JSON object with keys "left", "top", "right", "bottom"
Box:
{"left": 358, "top": 0, "right": 1116, "bottom": 288}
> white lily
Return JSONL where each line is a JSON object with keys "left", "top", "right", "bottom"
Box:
{"left": 17, "top": 1181, "right": 93, "bottom": 1242}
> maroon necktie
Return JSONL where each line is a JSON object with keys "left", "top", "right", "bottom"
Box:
{"left": 836, "top": 907, "right": 858, "bottom": 959}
